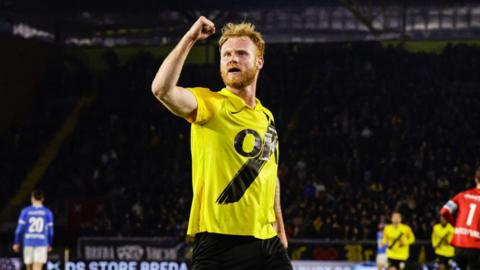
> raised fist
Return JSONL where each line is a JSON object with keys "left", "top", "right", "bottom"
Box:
{"left": 186, "top": 16, "right": 216, "bottom": 41}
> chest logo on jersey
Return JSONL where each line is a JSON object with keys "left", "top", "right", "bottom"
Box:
{"left": 216, "top": 122, "right": 278, "bottom": 204}
{"left": 233, "top": 125, "right": 277, "bottom": 161}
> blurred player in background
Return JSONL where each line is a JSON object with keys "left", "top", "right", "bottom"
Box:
{"left": 12, "top": 190, "right": 54, "bottom": 270}
{"left": 432, "top": 216, "right": 455, "bottom": 270}
{"left": 441, "top": 166, "right": 480, "bottom": 270}
{"left": 376, "top": 222, "right": 388, "bottom": 270}
{"left": 151, "top": 16, "right": 292, "bottom": 270}
{"left": 382, "top": 211, "right": 415, "bottom": 270}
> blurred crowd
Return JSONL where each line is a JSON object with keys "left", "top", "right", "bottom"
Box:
{"left": 2, "top": 42, "right": 480, "bottom": 248}
{"left": 277, "top": 43, "right": 480, "bottom": 240}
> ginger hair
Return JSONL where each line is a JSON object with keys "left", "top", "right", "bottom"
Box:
{"left": 219, "top": 22, "right": 265, "bottom": 57}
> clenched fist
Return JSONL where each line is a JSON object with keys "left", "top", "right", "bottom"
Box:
{"left": 186, "top": 16, "right": 216, "bottom": 42}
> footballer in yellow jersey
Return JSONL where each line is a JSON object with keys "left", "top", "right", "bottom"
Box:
{"left": 186, "top": 87, "right": 279, "bottom": 239}
{"left": 382, "top": 212, "right": 415, "bottom": 270}
{"left": 432, "top": 216, "right": 455, "bottom": 270}
{"left": 151, "top": 16, "right": 292, "bottom": 270}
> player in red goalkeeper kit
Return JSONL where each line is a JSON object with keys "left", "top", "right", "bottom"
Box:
{"left": 440, "top": 166, "right": 480, "bottom": 270}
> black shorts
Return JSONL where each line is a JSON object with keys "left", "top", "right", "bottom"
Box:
{"left": 192, "top": 232, "right": 293, "bottom": 270}
{"left": 387, "top": 258, "right": 406, "bottom": 270}
{"left": 435, "top": 254, "right": 453, "bottom": 266}
{"left": 455, "top": 247, "right": 480, "bottom": 270}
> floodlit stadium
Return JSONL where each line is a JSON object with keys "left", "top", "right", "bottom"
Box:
{"left": 1, "top": 0, "right": 480, "bottom": 269}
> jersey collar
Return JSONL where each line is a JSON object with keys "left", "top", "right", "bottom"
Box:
{"left": 219, "top": 88, "right": 263, "bottom": 112}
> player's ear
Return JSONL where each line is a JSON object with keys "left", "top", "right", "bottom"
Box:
{"left": 256, "top": 55, "right": 264, "bottom": 70}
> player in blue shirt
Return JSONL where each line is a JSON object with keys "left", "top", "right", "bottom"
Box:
{"left": 376, "top": 223, "right": 387, "bottom": 270}
{"left": 12, "top": 190, "right": 54, "bottom": 270}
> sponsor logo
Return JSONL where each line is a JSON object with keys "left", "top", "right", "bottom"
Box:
{"left": 46, "top": 261, "right": 188, "bottom": 270}
{"left": 465, "top": 194, "right": 480, "bottom": 201}
{"left": 117, "top": 246, "right": 144, "bottom": 261}
{"left": 455, "top": 227, "right": 480, "bottom": 239}
{"left": 28, "top": 211, "right": 46, "bottom": 216}
{"left": 24, "top": 234, "right": 47, "bottom": 239}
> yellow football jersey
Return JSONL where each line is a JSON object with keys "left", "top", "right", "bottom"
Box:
{"left": 185, "top": 87, "right": 279, "bottom": 239}
{"left": 382, "top": 223, "right": 415, "bottom": 260}
{"left": 432, "top": 223, "right": 455, "bottom": 258}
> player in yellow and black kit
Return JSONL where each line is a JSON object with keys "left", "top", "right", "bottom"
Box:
{"left": 151, "top": 16, "right": 292, "bottom": 270}
{"left": 432, "top": 216, "right": 454, "bottom": 270}
{"left": 382, "top": 211, "right": 415, "bottom": 270}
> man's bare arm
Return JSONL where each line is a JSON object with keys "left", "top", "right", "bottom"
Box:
{"left": 151, "top": 16, "right": 215, "bottom": 117}
{"left": 275, "top": 178, "right": 288, "bottom": 249}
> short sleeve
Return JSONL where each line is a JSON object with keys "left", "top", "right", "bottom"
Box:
{"left": 447, "top": 225, "right": 454, "bottom": 241}
{"left": 186, "top": 87, "right": 224, "bottom": 124}
{"left": 442, "top": 193, "right": 461, "bottom": 214}
{"left": 407, "top": 225, "right": 415, "bottom": 243}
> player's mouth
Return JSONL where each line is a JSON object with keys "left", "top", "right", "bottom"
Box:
{"left": 227, "top": 67, "right": 242, "bottom": 74}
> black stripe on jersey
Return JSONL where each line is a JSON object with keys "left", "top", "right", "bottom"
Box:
{"left": 216, "top": 159, "right": 267, "bottom": 204}
{"left": 216, "top": 120, "right": 278, "bottom": 204}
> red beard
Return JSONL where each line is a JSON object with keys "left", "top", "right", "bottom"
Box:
{"left": 221, "top": 66, "right": 257, "bottom": 89}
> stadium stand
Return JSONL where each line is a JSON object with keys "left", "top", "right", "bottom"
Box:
{"left": 1, "top": 41, "right": 480, "bottom": 256}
